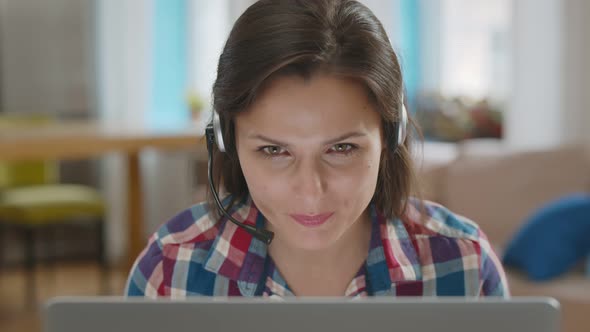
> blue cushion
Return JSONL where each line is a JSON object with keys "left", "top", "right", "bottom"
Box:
{"left": 502, "top": 193, "right": 590, "bottom": 281}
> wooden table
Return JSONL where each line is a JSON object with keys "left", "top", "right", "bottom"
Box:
{"left": 0, "top": 121, "right": 206, "bottom": 269}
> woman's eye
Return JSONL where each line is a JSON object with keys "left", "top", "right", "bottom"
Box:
{"left": 260, "top": 145, "right": 285, "bottom": 156}
{"left": 329, "top": 143, "right": 355, "bottom": 154}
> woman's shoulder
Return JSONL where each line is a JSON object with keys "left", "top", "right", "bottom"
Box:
{"left": 401, "top": 198, "right": 484, "bottom": 242}
{"left": 149, "top": 201, "right": 220, "bottom": 249}
{"left": 396, "top": 199, "right": 510, "bottom": 297}
{"left": 125, "top": 200, "right": 224, "bottom": 297}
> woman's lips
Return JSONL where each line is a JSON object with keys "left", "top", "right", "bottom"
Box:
{"left": 289, "top": 212, "right": 334, "bottom": 227}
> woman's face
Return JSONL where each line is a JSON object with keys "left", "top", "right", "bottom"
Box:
{"left": 235, "top": 73, "right": 384, "bottom": 251}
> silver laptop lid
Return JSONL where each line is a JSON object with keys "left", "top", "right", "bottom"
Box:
{"left": 44, "top": 296, "right": 560, "bottom": 332}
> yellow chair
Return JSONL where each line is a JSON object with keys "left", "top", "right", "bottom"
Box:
{"left": 0, "top": 114, "right": 107, "bottom": 308}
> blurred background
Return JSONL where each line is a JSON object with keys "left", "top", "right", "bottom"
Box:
{"left": 0, "top": 0, "right": 589, "bottom": 331}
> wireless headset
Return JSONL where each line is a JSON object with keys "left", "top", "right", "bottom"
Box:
{"left": 204, "top": 99, "right": 408, "bottom": 245}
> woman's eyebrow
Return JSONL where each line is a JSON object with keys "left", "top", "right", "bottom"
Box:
{"left": 323, "top": 132, "right": 366, "bottom": 145}
{"left": 247, "top": 131, "right": 367, "bottom": 147}
{"left": 247, "top": 134, "right": 290, "bottom": 147}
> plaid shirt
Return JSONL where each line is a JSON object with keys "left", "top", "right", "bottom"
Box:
{"left": 126, "top": 197, "right": 509, "bottom": 298}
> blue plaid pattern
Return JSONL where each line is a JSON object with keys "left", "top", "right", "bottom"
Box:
{"left": 126, "top": 197, "right": 509, "bottom": 298}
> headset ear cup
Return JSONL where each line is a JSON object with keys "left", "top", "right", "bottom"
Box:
{"left": 398, "top": 104, "right": 408, "bottom": 145}
{"left": 213, "top": 111, "right": 227, "bottom": 152}
{"left": 388, "top": 103, "right": 408, "bottom": 154}
{"left": 388, "top": 121, "right": 400, "bottom": 154}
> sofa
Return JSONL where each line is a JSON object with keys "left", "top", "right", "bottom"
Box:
{"left": 417, "top": 140, "right": 590, "bottom": 332}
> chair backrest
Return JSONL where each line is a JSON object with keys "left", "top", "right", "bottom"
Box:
{"left": 0, "top": 114, "right": 59, "bottom": 189}
{"left": 443, "top": 144, "right": 590, "bottom": 249}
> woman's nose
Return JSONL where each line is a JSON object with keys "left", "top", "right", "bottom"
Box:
{"left": 291, "top": 159, "right": 327, "bottom": 200}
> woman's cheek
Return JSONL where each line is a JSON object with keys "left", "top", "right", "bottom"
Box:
{"left": 251, "top": 176, "right": 286, "bottom": 203}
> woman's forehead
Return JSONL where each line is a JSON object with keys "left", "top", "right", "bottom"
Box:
{"left": 236, "top": 74, "right": 381, "bottom": 134}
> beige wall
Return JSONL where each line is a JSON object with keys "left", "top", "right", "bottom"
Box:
{"left": 563, "top": 0, "right": 590, "bottom": 146}
{"left": 508, "top": 0, "right": 590, "bottom": 148}
{"left": 0, "top": 0, "right": 94, "bottom": 116}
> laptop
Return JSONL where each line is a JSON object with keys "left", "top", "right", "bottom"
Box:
{"left": 44, "top": 296, "right": 560, "bottom": 332}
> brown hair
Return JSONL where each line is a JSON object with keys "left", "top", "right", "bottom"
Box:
{"left": 208, "top": 0, "right": 423, "bottom": 220}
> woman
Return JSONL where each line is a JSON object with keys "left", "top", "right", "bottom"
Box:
{"left": 126, "top": 0, "right": 509, "bottom": 298}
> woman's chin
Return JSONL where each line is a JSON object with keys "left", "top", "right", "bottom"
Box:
{"left": 280, "top": 230, "right": 339, "bottom": 251}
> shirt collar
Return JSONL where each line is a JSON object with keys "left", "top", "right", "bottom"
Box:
{"left": 202, "top": 197, "right": 422, "bottom": 296}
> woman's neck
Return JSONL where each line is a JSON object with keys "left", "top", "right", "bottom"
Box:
{"left": 267, "top": 210, "right": 372, "bottom": 296}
